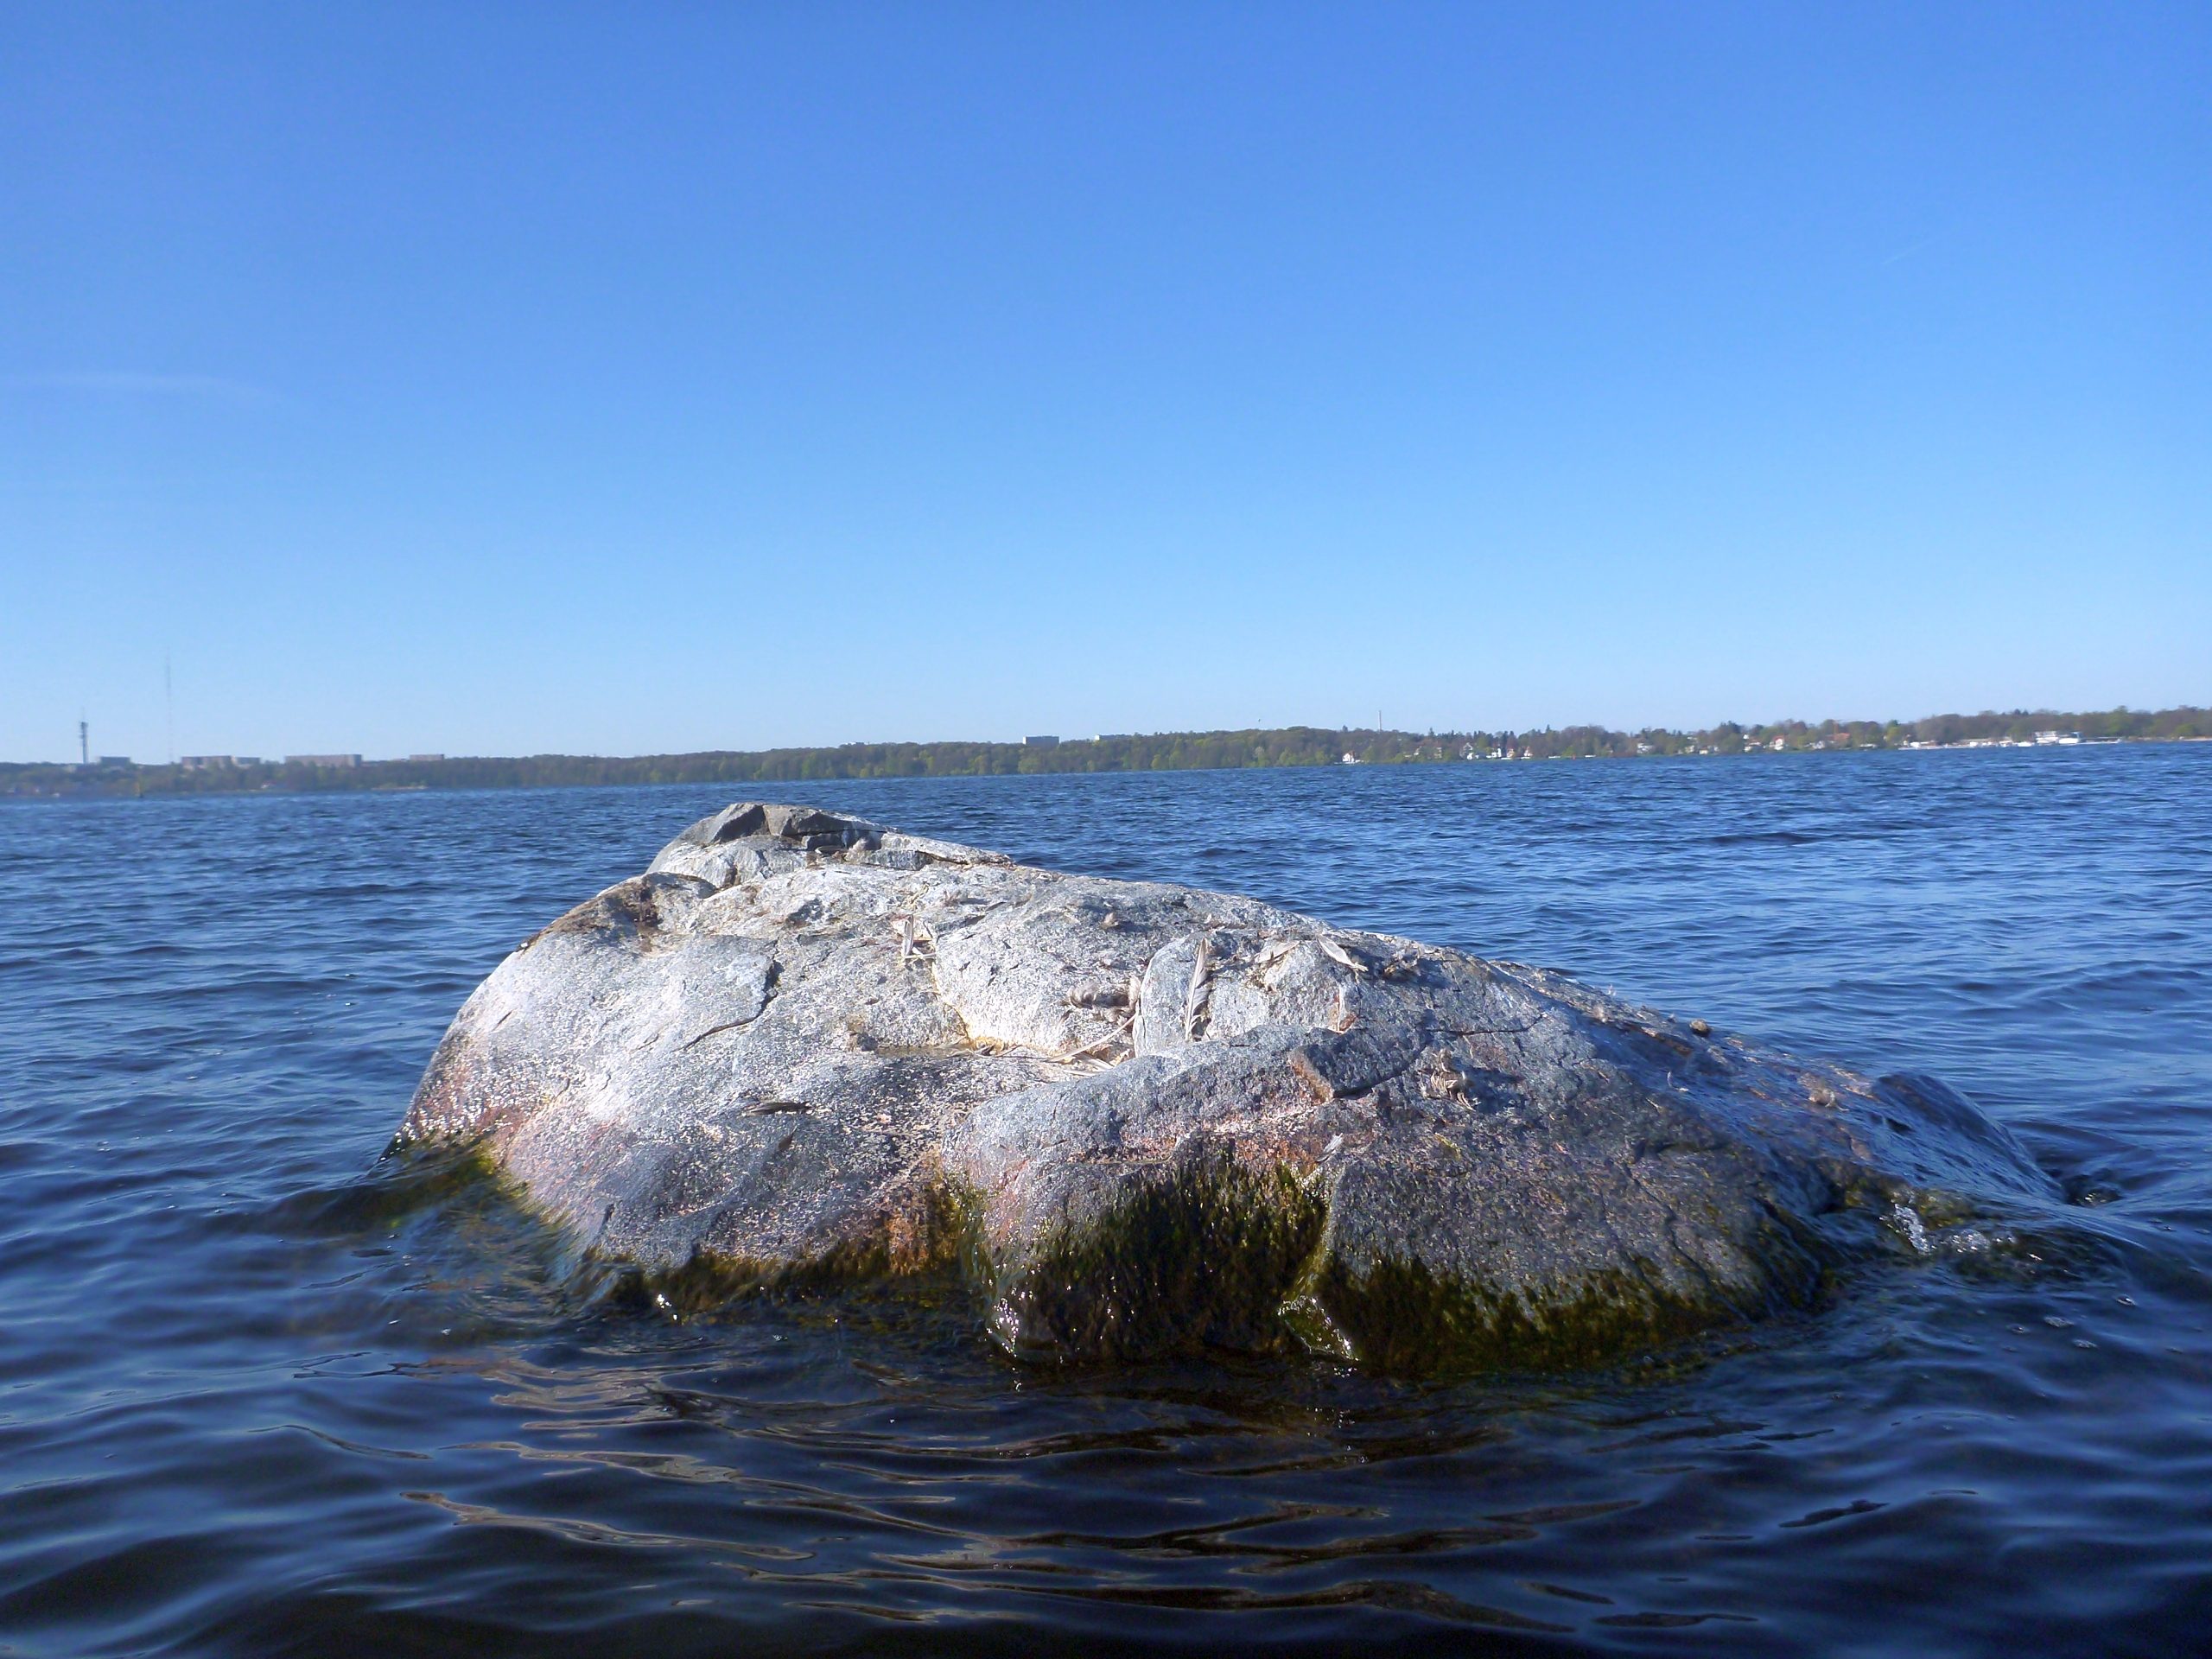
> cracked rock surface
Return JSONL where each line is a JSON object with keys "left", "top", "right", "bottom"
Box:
{"left": 403, "top": 802, "right": 2058, "bottom": 1370}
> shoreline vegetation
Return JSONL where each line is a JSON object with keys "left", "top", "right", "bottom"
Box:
{"left": 6, "top": 705, "right": 2204, "bottom": 801}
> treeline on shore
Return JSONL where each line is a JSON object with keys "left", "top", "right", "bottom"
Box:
{"left": 6, "top": 706, "right": 2205, "bottom": 799}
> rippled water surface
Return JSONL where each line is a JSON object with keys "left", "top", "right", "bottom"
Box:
{"left": 4, "top": 749, "right": 2210, "bottom": 1656}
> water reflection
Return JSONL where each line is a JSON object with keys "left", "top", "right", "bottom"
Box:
{"left": 1, "top": 747, "right": 2209, "bottom": 1653}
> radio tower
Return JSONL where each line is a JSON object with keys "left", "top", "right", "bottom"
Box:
{"left": 79, "top": 716, "right": 88, "bottom": 766}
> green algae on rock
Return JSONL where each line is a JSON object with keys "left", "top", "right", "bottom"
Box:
{"left": 402, "top": 802, "right": 2060, "bottom": 1371}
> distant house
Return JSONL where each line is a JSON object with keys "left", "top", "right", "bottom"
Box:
{"left": 1022, "top": 735, "right": 1059, "bottom": 747}
{"left": 407, "top": 753, "right": 446, "bottom": 763}
{"left": 286, "top": 753, "right": 362, "bottom": 768}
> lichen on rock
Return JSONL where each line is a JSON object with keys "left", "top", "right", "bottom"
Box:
{"left": 401, "top": 802, "right": 2059, "bottom": 1371}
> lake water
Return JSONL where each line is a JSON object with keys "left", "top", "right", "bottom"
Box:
{"left": 3, "top": 747, "right": 2209, "bottom": 1656}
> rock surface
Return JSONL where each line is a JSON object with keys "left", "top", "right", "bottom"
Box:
{"left": 403, "top": 802, "right": 2058, "bottom": 1370}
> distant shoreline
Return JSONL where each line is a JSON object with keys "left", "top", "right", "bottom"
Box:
{"left": 6, "top": 706, "right": 2203, "bottom": 801}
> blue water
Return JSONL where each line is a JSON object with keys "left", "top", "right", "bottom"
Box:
{"left": 3, "top": 747, "right": 2209, "bottom": 1656}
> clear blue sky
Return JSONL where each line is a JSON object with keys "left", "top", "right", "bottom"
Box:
{"left": 3, "top": 3, "right": 2205, "bottom": 762}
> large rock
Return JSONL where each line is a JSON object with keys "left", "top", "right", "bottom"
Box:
{"left": 403, "top": 802, "right": 2056, "bottom": 1370}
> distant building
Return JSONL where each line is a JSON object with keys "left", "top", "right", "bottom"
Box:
{"left": 179, "top": 755, "right": 234, "bottom": 770}
{"left": 2034, "top": 730, "right": 2082, "bottom": 746}
{"left": 233, "top": 757, "right": 262, "bottom": 767}
{"left": 97, "top": 755, "right": 132, "bottom": 767}
{"left": 406, "top": 753, "right": 445, "bottom": 762}
{"left": 286, "top": 753, "right": 362, "bottom": 768}
{"left": 1022, "top": 735, "right": 1059, "bottom": 747}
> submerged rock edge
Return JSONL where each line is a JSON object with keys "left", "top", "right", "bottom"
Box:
{"left": 400, "top": 801, "right": 2059, "bottom": 1372}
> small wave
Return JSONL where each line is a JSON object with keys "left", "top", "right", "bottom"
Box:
{"left": 247, "top": 1141, "right": 503, "bottom": 1238}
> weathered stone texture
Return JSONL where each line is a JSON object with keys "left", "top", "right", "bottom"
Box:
{"left": 404, "top": 803, "right": 2056, "bottom": 1369}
